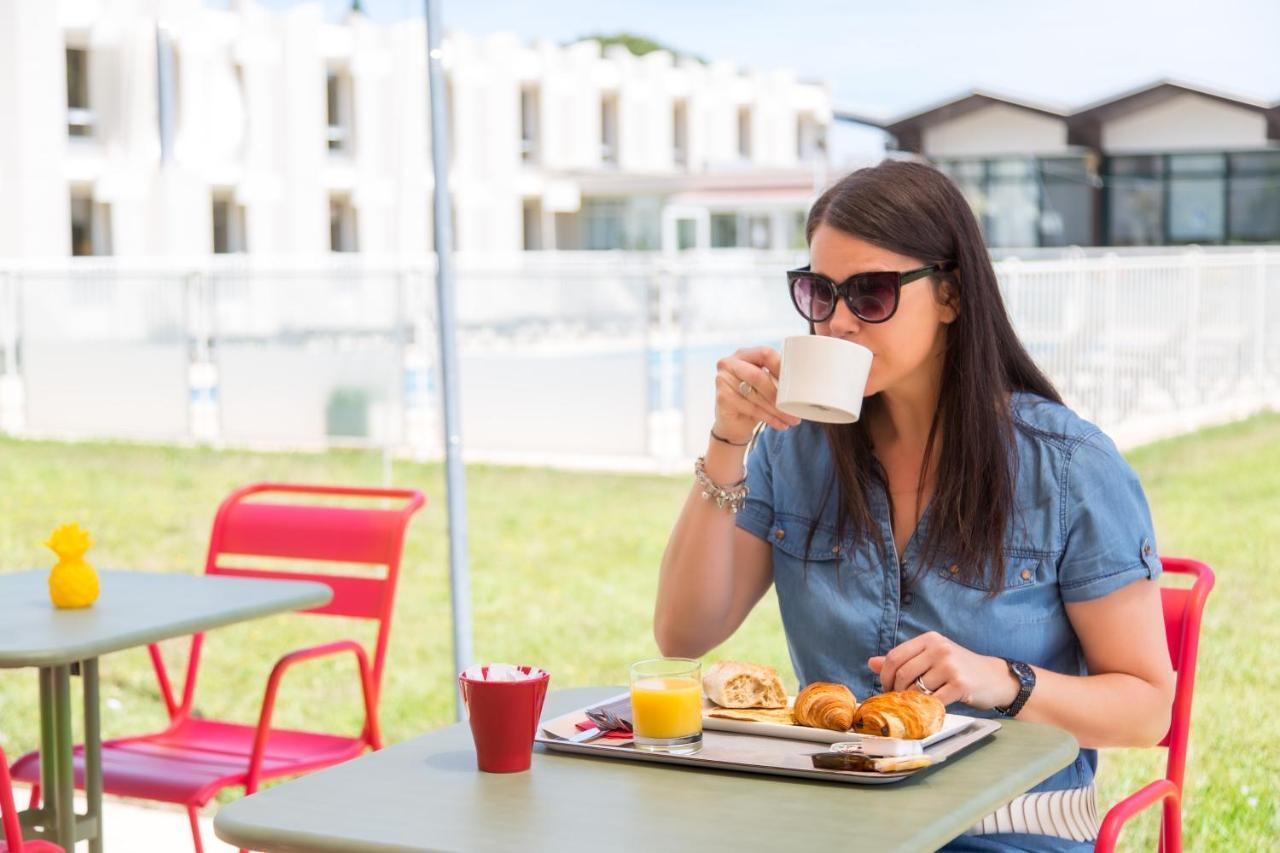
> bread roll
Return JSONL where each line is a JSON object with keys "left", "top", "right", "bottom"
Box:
{"left": 702, "top": 661, "right": 787, "bottom": 709}
{"left": 793, "top": 682, "right": 858, "bottom": 731}
{"left": 851, "top": 691, "right": 946, "bottom": 739}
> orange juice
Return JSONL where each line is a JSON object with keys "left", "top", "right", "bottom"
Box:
{"left": 630, "top": 676, "right": 703, "bottom": 739}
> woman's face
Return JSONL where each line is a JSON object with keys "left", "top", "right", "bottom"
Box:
{"left": 808, "top": 224, "right": 956, "bottom": 397}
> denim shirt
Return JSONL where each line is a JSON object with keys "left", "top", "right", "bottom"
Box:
{"left": 735, "top": 391, "right": 1163, "bottom": 797}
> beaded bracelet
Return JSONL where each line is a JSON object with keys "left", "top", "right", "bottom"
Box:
{"left": 694, "top": 456, "right": 749, "bottom": 513}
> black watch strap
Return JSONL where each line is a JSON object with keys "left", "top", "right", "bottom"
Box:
{"left": 994, "top": 658, "right": 1035, "bottom": 718}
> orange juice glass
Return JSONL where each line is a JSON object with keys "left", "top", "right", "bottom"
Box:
{"left": 629, "top": 658, "right": 703, "bottom": 754}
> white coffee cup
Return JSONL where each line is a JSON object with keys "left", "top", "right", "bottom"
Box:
{"left": 776, "top": 335, "right": 873, "bottom": 424}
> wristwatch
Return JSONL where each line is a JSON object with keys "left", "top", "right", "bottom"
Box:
{"left": 993, "top": 658, "right": 1036, "bottom": 718}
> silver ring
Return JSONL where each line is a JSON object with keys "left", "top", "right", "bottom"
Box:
{"left": 913, "top": 676, "right": 933, "bottom": 695}
{"left": 738, "top": 380, "right": 754, "bottom": 397}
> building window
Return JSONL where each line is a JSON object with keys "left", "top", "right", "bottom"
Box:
{"left": 66, "top": 47, "right": 93, "bottom": 137}
{"left": 1167, "top": 153, "right": 1226, "bottom": 244}
{"left": 710, "top": 213, "right": 738, "bottom": 248}
{"left": 1228, "top": 151, "right": 1280, "bottom": 243}
{"left": 520, "top": 86, "right": 540, "bottom": 163}
{"left": 986, "top": 158, "right": 1040, "bottom": 248}
{"left": 675, "top": 218, "right": 697, "bottom": 251}
{"left": 601, "top": 94, "right": 619, "bottom": 166}
{"left": 737, "top": 106, "right": 752, "bottom": 160}
{"left": 212, "top": 193, "right": 248, "bottom": 253}
{"left": 70, "top": 189, "right": 112, "bottom": 256}
{"left": 1039, "top": 158, "right": 1095, "bottom": 246}
{"left": 797, "top": 113, "right": 826, "bottom": 161}
{"left": 522, "top": 199, "right": 543, "bottom": 250}
{"left": 673, "top": 100, "right": 688, "bottom": 168}
{"left": 232, "top": 62, "right": 249, "bottom": 156}
{"left": 329, "top": 194, "right": 358, "bottom": 252}
{"left": 583, "top": 199, "right": 624, "bottom": 249}
{"left": 326, "top": 68, "right": 354, "bottom": 154}
{"left": 1106, "top": 156, "right": 1164, "bottom": 246}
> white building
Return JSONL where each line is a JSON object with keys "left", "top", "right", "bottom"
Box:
{"left": 0, "top": 0, "right": 833, "bottom": 260}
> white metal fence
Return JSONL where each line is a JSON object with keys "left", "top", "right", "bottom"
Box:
{"left": 1, "top": 247, "right": 1277, "bottom": 471}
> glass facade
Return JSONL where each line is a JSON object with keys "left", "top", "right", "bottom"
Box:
{"left": 1227, "top": 152, "right": 1280, "bottom": 243}
{"left": 935, "top": 156, "right": 1096, "bottom": 248}
{"left": 938, "top": 150, "right": 1280, "bottom": 247}
{"left": 1106, "top": 151, "right": 1280, "bottom": 245}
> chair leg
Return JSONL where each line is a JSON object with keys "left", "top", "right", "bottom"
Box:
{"left": 186, "top": 805, "right": 205, "bottom": 853}
{"left": 1162, "top": 792, "right": 1183, "bottom": 853}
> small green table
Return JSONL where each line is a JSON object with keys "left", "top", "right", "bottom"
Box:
{"left": 214, "top": 685, "right": 1079, "bottom": 852}
{"left": 0, "top": 569, "right": 332, "bottom": 852}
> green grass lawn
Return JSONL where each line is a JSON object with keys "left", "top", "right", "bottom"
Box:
{"left": 1, "top": 414, "right": 1277, "bottom": 849}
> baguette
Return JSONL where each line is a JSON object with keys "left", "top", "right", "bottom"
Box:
{"left": 702, "top": 661, "right": 788, "bottom": 709}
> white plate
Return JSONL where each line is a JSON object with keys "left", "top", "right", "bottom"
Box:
{"left": 701, "top": 697, "right": 980, "bottom": 748}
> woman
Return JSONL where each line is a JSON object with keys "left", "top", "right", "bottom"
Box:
{"left": 654, "top": 160, "right": 1174, "bottom": 851}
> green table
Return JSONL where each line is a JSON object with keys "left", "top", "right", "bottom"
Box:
{"left": 0, "top": 569, "right": 332, "bottom": 852}
{"left": 214, "top": 685, "right": 1080, "bottom": 852}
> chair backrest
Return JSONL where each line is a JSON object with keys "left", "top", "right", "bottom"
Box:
{"left": 1, "top": 744, "right": 24, "bottom": 852}
{"left": 168, "top": 483, "right": 424, "bottom": 716}
{"left": 1157, "top": 557, "right": 1215, "bottom": 794}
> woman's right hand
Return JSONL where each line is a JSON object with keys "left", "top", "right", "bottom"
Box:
{"left": 713, "top": 346, "right": 802, "bottom": 442}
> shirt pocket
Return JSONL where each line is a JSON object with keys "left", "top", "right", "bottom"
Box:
{"left": 769, "top": 513, "right": 845, "bottom": 567}
{"left": 930, "top": 547, "right": 1059, "bottom": 625}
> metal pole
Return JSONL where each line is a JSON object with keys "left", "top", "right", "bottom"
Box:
{"left": 155, "top": 24, "right": 176, "bottom": 164}
{"left": 424, "top": 0, "right": 473, "bottom": 721}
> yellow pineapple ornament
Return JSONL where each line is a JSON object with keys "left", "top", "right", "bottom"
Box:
{"left": 46, "top": 523, "right": 100, "bottom": 609}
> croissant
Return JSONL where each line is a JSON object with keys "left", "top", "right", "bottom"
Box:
{"left": 793, "top": 682, "right": 858, "bottom": 731}
{"left": 851, "top": 691, "right": 946, "bottom": 739}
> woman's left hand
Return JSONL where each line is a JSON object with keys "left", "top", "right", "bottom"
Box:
{"left": 868, "top": 631, "right": 1020, "bottom": 709}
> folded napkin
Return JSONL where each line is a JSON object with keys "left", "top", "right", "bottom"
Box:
{"left": 574, "top": 719, "right": 633, "bottom": 739}
{"left": 577, "top": 695, "right": 634, "bottom": 739}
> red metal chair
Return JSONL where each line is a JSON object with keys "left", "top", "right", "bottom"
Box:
{"left": 1096, "top": 557, "right": 1215, "bottom": 853}
{"left": 1, "top": 746, "right": 62, "bottom": 852}
{"left": 12, "top": 482, "right": 425, "bottom": 853}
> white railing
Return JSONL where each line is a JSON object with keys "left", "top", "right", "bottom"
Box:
{"left": 1, "top": 247, "right": 1277, "bottom": 471}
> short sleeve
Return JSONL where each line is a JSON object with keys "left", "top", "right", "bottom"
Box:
{"left": 734, "top": 428, "right": 776, "bottom": 542}
{"left": 1058, "top": 431, "right": 1163, "bottom": 603}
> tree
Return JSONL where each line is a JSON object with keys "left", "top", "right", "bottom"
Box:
{"left": 573, "top": 32, "right": 706, "bottom": 63}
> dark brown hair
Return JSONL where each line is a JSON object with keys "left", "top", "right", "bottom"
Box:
{"left": 805, "top": 159, "right": 1061, "bottom": 593}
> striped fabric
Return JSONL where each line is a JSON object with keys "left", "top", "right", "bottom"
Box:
{"left": 965, "top": 785, "right": 1100, "bottom": 842}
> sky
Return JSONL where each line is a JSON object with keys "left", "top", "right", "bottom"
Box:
{"left": 247, "top": 0, "right": 1280, "bottom": 163}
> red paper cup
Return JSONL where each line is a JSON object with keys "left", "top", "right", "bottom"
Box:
{"left": 458, "top": 665, "right": 550, "bottom": 773}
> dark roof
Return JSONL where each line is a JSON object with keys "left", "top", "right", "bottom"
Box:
{"left": 875, "top": 91, "right": 1068, "bottom": 153}
{"left": 1066, "top": 80, "right": 1276, "bottom": 147}
{"left": 839, "top": 80, "right": 1280, "bottom": 151}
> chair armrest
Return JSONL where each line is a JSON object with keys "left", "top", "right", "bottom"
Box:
{"left": 1096, "top": 779, "right": 1181, "bottom": 853}
{"left": 245, "top": 639, "right": 381, "bottom": 793}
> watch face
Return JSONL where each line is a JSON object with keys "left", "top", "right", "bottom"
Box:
{"left": 1012, "top": 661, "right": 1035, "bottom": 684}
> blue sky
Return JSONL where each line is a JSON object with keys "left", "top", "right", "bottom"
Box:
{"left": 245, "top": 0, "right": 1280, "bottom": 161}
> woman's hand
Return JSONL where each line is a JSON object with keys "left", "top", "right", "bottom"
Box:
{"left": 868, "top": 631, "right": 1019, "bottom": 709}
{"left": 713, "top": 346, "right": 801, "bottom": 443}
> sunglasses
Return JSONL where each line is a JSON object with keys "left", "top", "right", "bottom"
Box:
{"left": 787, "top": 262, "right": 956, "bottom": 324}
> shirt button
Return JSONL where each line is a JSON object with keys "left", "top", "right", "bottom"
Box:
{"left": 774, "top": 528, "right": 785, "bottom": 540}
{"left": 948, "top": 564, "right": 960, "bottom": 575}
{"left": 1143, "top": 543, "right": 1153, "bottom": 556}
{"left": 1020, "top": 569, "right": 1032, "bottom": 581}
{"left": 901, "top": 591, "right": 913, "bottom": 606}
{"left": 831, "top": 545, "right": 841, "bottom": 556}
